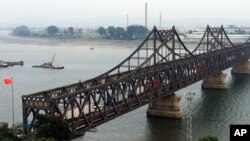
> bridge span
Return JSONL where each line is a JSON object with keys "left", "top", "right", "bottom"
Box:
{"left": 22, "top": 25, "right": 250, "bottom": 138}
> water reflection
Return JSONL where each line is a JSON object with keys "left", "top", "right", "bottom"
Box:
{"left": 146, "top": 117, "right": 184, "bottom": 141}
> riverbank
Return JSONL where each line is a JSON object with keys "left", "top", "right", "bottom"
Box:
{"left": 1, "top": 29, "right": 247, "bottom": 48}
{"left": 0, "top": 30, "right": 142, "bottom": 47}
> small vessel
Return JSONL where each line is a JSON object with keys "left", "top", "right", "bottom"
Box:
{"left": 90, "top": 47, "right": 94, "bottom": 50}
{"left": 32, "top": 54, "right": 64, "bottom": 69}
{"left": 0, "top": 60, "right": 8, "bottom": 68}
{"left": 4, "top": 61, "right": 24, "bottom": 66}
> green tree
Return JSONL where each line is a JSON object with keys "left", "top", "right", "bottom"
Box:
{"left": 97, "top": 27, "right": 107, "bottom": 37}
{"left": 0, "top": 126, "right": 11, "bottom": 140}
{"left": 0, "top": 123, "right": 23, "bottom": 141}
{"left": 199, "top": 134, "right": 219, "bottom": 141}
{"left": 13, "top": 25, "right": 31, "bottom": 36}
{"left": 127, "top": 25, "right": 148, "bottom": 39}
{"left": 228, "top": 25, "right": 237, "bottom": 29}
{"left": 11, "top": 123, "right": 25, "bottom": 137}
{"left": 46, "top": 25, "right": 59, "bottom": 36}
{"left": 33, "top": 114, "right": 70, "bottom": 140}
{"left": 98, "top": 25, "right": 149, "bottom": 40}
{"left": 107, "top": 26, "right": 115, "bottom": 38}
{"left": 114, "top": 27, "right": 125, "bottom": 39}
{"left": 67, "top": 27, "right": 74, "bottom": 35}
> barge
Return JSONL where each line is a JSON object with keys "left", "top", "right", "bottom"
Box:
{"left": 32, "top": 54, "right": 64, "bottom": 69}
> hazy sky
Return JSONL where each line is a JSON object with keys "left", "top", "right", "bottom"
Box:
{"left": 1, "top": 0, "right": 250, "bottom": 28}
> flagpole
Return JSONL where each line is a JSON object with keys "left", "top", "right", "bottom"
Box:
{"left": 11, "top": 78, "right": 14, "bottom": 130}
{"left": 3, "top": 77, "right": 15, "bottom": 136}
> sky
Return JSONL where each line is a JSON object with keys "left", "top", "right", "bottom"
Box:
{"left": 1, "top": 0, "right": 250, "bottom": 28}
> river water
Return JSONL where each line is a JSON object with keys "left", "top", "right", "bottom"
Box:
{"left": 0, "top": 30, "right": 250, "bottom": 141}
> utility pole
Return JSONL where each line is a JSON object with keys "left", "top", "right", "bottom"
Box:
{"left": 126, "top": 14, "right": 129, "bottom": 28}
{"left": 186, "top": 92, "right": 195, "bottom": 141}
{"left": 159, "top": 12, "right": 162, "bottom": 30}
{"left": 145, "top": 3, "right": 147, "bottom": 28}
{"left": 145, "top": 3, "right": 149, "bottom": 66}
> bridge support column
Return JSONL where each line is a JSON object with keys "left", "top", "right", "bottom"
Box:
{"left": 147, "top": 94, "right": 182, "bottom": 118}
{"left": 202, "top": 72, "right": 227, "bottom": 89}
{"left": 232, "top": 61, "right": 250, "bottom": 74}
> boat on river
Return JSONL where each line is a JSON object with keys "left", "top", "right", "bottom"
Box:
{"left": 0, "top": 60, "right": 23, "bottom": 67}
{"left": 4, "top": 61, "right": 24, "bottom": 66}
{"left": 0, "top": 61, "right": 8, "bottom": 68}
{"left": 32, "top": 54, "right": 64, "bottom": 69}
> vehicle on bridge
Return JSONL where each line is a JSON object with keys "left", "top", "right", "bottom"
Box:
{"left": 55, "top": 102, "right": 93, "bottom": 119}
{"left": 146, "top": 80, "right": 162, "bottom": 89}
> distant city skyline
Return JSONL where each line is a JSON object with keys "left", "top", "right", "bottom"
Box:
{"left": 1, "top": 0, "right": 250, "bottom": 28}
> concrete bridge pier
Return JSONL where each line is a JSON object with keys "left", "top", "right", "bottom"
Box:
{"left": 147, "top": 94, "right": 182, "bottom": 118}
{"left": 232, "top": 61, "right": 250, "bottom": 74}
{"left": 202, "top": 72, "right": 227, "bottom": 89}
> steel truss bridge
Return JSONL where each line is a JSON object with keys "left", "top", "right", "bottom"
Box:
{"left": 22, "top": 25, "right": 250, "bottom": 138}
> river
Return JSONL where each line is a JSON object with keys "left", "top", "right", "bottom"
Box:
{"left": 0, "top": 30, "right": 250, "bottom": 141}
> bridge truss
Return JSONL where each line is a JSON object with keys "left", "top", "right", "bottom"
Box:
{"left": 22, "top": 25, "right": 250, "bottom": 138}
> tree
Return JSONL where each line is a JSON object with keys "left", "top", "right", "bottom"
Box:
{"left": 199, "top": 135, "right": 219, "bottom": 141}
{"left": 97, "top": 27, "right": 107, "bottom": 37}
{"left": 33, "top": 114, "right": 70, "bottom": 140}
{"left": 46, "top": 25, "right": 59, "bottom": 36}
{"left": 13, "top": 25, "right": 31, "bottom": 36}
{"left": 114, "top": 27, "right": 125, "bottom": 39}
{"left": 228, "top": 25, "right": 237, "bottom": 29}
{"left": 127, "top": 25, "right": 148, "bottom": 39}
{"left": 107, "top": 26, "right": 116, "bottom": 38}
{"left": 67, "top": 27, "right": 74, "bottom": 35}
{"left": 0, "top": 123, "right": 22, "bottom": 141}
{"left": 0, "top": 126, "right": 11, "bottom": 140}
{"left": 98, "top": 25, "right": 149, "bottom": 40}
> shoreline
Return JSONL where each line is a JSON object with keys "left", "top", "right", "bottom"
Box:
{"left": 2, "top": 30, "right": 244, "bottom": 47}
{"left": 0, "top": 30, "right": 143, "bottom": 47}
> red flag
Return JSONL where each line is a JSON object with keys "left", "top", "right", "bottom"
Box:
{"left": 4, "top": 77, "right": 13, "bottom": 85}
